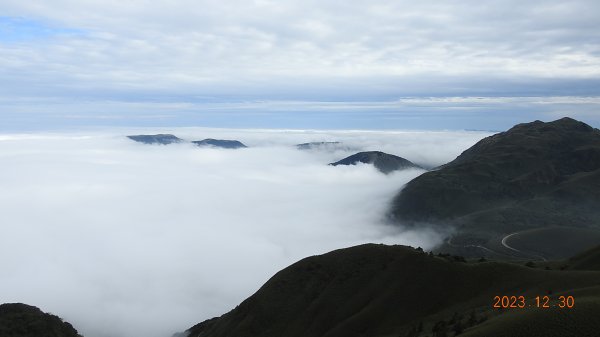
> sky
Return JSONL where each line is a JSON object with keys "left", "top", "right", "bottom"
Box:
{"left": 0, "top": 128, "right": 487, "bottom": 337}
{"left": 1, "top": 0, "right": 599, "bottom": 130}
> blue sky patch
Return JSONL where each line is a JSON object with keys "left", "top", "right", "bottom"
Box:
{"left": 0, "top": 16, "right": 84, "bottom": 43}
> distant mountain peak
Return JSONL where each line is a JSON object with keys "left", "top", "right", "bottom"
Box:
{"left": 192, "top": 139, "right": 247, "bottom": 149}
{"left": 127, "top": 134, "right": 182, "bottom": 145}
{"left": 330, "top": 151, "right": 422, "bottom": 174}
{"left": 296, "top": 141, "right": 361, "bottom": 152}
{"left": 296, "top": 141, "right": 341, "bottom": 150}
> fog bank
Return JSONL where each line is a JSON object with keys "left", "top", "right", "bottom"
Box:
{"left": 0, "top": 128, "right": 489, "bottom": 337}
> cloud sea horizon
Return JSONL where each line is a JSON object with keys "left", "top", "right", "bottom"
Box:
{"left": 0, "top": 127, "right": 489, "bottom": 337}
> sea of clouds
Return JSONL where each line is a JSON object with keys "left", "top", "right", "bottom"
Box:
{"left": 0, "top": 128, "right": 490, "bottom": 337}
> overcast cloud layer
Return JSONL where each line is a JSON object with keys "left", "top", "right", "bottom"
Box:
{"left": 0, "top": 128, "right": 488, "bottom": 337}
{"left": 1, "top": 1, "right": 599, "bottom": 129}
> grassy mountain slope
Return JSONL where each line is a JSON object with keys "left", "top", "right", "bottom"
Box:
{"left": 568, "top": 244, "right": 600, "bottom": 271}
{"left": 389, "top": 117, "right": 600, "bottom": 258}
{"left": 185, "top": 244, "right": 600, "bottom": 337}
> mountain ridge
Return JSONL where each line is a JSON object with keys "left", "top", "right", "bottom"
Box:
{"left": 389, "top": 117, "right": 600, "bottom": 258}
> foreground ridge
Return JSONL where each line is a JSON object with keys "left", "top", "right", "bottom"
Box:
{"left": 183, "top": 243, "right": 600, "bottom": 337}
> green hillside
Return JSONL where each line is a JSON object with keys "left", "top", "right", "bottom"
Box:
{"left": 185, "top": 244, "right": 600, "bottom": 337}
{"left": 389, "top": 117, "right": 600, "bottom": 259}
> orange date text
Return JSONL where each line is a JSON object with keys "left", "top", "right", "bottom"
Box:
{"left": 492, "top": 295, "right": 574, "bottom": 309}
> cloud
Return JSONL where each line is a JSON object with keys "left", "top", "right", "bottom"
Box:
{"left": 0, "top": 1, "right": 599, "bottom": 99}
{"left": 0, "top": 128, "right": 487, "bottom": 337}
{"left": 1, "top": 2, "right": 599, "bottom": 131}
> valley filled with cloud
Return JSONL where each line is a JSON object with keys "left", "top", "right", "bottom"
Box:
{"left": 0, "top": 128, "right": 488, "bottom": 337}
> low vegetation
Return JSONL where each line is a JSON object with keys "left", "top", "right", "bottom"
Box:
{"left": 0, "top": 303, "right": 81, "bottom": 337}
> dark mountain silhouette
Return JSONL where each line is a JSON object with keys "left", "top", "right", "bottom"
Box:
{"left": 182, "top": 243, "right": 600, "bottom": 337}
{"left": 0, "top": 303, "right": 81, "bottom": 337}
{"left": 329, "top": 151, "right": 422, "bottom": 174}
{"left": 192, "top": 139, "right": 247, "bottom": 149}
{"left": 389, "top": 117, "right": 600, "bottom": 259}
{"left": 127, "top": 134, "right": 183, "bottom": 145}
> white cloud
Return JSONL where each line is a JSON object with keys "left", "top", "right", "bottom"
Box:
{"left": 1, "top": 1, "right": 599, "bottom": 96}
{"left": 0, "top": 128, "right": 487, "bottom": 337}
{"left": 1, "top": 1, "right": 600, "bottom": 131}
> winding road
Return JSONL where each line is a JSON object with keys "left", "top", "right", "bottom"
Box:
{"left": 444, "top": 232, "right": 548, "bottom": 261}
{"left": 500, "top": 232, "right": 521, "bottom": 252}
{"left": 445, "top": 236, "right": 512, "bottom": 258}
{"left": 501, "top": 232, "right": 547, "bottom": 261}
